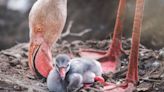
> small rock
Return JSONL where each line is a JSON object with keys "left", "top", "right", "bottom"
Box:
{"left": 71, "top": 40, "right": 84, "bottom": 45}
{"left": 9, "top": 59, "right": 20, "bottom": 67}
{"left": 160, "top": 74, "right": 164, "bottom": 78}
{"left": 159, "top": 48, "right": 164, "bottom": 60}
{"left": 26, "top": 74, "right": 36, "bottom": 80}
{"left": 155, "top": 87, "right": 159, "bottom": 91}
{"left": 152, "top": 61, "right": 160, "bottom": 68}
{"left": 139, "top": 69, "right": 146, "bottom": 76}
{"left": 20, "top": 59, "right": 28, "bottom": 67}
{"left": 13, "top": 85, "right": 22, "bottom": 91}
{"left": 14, "top": 54, "right": 22, "bottom": 59}
{"left": 137, "top": 82, "right": 152, "bottom": 92}
{"left": 21, "top": 52, "right": 28, "bottom": 58}
{"left": 16, "top": 65, "right": 21, "bottom": 69}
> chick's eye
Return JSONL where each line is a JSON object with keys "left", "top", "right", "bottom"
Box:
{"left": 56, "top": 64, "right": 59, "bottom": 68}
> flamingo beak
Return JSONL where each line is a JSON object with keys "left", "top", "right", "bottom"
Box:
{"left": 59, "top": 67, "right": 66, "bottom": 79}
{"left": 29, "top": 42, "right": 53, "bottom": 78}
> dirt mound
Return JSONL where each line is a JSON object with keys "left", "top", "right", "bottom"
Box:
{"left": 0, "top": 39, "right": 164, "bottom": 92}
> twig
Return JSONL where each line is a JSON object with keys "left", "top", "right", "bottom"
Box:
{"left": 65, "top": 46, "right": 74, "bottom": 58}
{"left": 84, "top": 86, "right": 103, "bottom": 92}
{"left": 148, "top": 66, "right": 159, "bottom": 76}
{"left": 61, "top": 21, "right": 73, "bottom": 38}
{"left": 159, "top": 69, "right": 164, "bottom": 78}
{"left": 61, "top": 20, "right": 92, "bottom": 38}
{"left": 84, "top": 83, "right": 131, "bottom": 92}
{"left": 1, "top": 51, "right": 21, "bottom": 58}
{"left": 69, "top": 29, "right": 92, "bottom": 37}
{"left": 113, "top": 67, "right": 128, "bottom": 78}
{"left": 140, "top": 77, "right": 162, "bottom": 82}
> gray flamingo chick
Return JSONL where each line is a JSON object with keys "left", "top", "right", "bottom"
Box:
{"left": 47, "top": 54, "right": 70, "bottom": 92}
{"left": 66, "top": 57, "right": 103, "bottom": 92}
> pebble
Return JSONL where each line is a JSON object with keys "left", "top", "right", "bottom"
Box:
{"left": 9, "top": 59, "right": 20, "bottom": 67}
{"left": 159, "top": 48, "right": 164, "bottom": 60}
{"left": 152, "top": 61, "right": 160, "bottom": 68}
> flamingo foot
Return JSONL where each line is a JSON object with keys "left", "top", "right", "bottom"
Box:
{"left": 103, "top": 82, "right": 135, "bottom": 92}
{"left": 79, "top": 49, "right": 119, "bottom": 73}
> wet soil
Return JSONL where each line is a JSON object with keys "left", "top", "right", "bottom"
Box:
{"left": 0, "top": 39, "right": 164, "bottom": 92}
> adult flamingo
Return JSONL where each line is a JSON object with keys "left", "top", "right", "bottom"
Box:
{"left": 28, "top": 0, "right": 67, "bottom": 78}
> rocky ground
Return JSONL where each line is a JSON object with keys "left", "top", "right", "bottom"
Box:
{"left": 0, "top": 38, "right": 164, "bottom": 92}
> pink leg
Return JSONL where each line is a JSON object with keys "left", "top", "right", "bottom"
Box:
{"left": 79, "top": 0, "right": 126, "bottom": 73}
{"left": 103, "top": 0, "right": 145, "bottom": 91}
{"left": 126, "top": 0, "right": 144, "bottom": 83}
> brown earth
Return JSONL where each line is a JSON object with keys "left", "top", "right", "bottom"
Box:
{"left": 0, "top": 38, "right": 164, "bottom": 92}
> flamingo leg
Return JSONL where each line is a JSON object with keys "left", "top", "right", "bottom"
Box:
{"left": 126, "top": 0, "right": 144, "bottom": 83}
{"left": 103, "top": 0, "right": 145, "bottom": 91}
{"left": 79, "top": 0, "right": 126, "bottom": 73}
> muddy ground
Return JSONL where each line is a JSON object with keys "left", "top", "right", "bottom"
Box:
{"left": 0, "top": 38, "right": 164, "bottom": 92}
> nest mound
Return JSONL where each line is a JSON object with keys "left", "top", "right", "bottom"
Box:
{"left": 0, "top": 39, "right": 164, "bottom": 92}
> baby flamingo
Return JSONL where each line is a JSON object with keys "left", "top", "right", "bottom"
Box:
{"left": 66, "top": 57, "right": 104, "bottom": 92}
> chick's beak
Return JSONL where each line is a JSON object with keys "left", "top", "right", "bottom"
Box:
{"left": 59, "top": 67, "right": 66, "bottom": 79}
